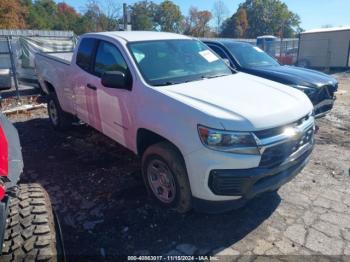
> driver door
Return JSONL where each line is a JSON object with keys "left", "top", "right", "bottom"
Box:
{"left": 86, "top": 40, "right": 133, "bottom": 146}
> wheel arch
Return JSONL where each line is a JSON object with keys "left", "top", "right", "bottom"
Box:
{"left": 136, "top": 128, "right": 185, "bottom": 162}
{"left": 44, "top": 81, "right": 56, "bottom": 94}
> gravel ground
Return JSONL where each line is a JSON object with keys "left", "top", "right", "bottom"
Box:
{"left": 4, "top": 71, "right": 350, "bottom": 260}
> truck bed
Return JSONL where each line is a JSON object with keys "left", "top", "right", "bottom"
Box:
{"left": 36, "top": 52, "right": 73, "bottom": 65}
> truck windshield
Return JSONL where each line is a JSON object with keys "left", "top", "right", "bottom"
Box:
{"left": 225, "top": 43, "right": 280, "bottom": 68}
{"left": 128, "top": 40, "right": 232, "bottom": 86}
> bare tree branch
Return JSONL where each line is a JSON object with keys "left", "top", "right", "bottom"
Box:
{"left": 212, "top": 0, "right": 229, "bottom": 34}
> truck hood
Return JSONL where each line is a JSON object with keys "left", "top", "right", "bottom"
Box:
{"left": 244, "top": 65, "right": 338, "bottom": 88}
{"left": 161, "top": 72, "right": 313, "bottom": 131}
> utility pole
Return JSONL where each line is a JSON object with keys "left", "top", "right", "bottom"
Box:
{"left": 123, "top": 3, "right": 127, "bottom": 30}
{"left": 122, "top": 3, "right": 131, "bottom": 31}
{"left": 280, "top": 22, "right": 284, "bottom": 59}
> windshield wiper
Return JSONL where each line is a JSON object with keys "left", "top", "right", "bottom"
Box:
{"left": 153, "top": 73, "right": 232, "bottom": 86}
{"left": 201, "top": 74, "right": 230, "bottom": 79}
{"left": 153, "top": 81, "right": 178, "bottom": 86}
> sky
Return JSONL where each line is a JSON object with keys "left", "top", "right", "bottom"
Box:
{"left": 58, "top": 0, "right": 350, "bottom": 31}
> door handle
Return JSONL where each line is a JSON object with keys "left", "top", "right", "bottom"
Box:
{"left": 87, "top": 83, "right": 97, "bottom": 90}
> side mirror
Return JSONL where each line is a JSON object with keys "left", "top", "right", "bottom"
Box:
{"left": 101, "top": 71, "right": 130, "bottom": 90}
{"left": 223, "top": 58, "right": 231, "bottom": 67}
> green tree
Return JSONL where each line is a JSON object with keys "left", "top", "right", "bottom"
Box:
{"left": 22, "top": 0, "right": 120, "bottom": 34}
{"left": 130, "top": 1, "right": 158, "bottom": 31}
{"left": 220, "top": 7, "right": 248, "bottom": 38}
{"left": 221, "top": 0, "right": 301, "bottom": 38}
{"left": 26, "top": 0, "right": 59, "bottom": 29}
{"left": 155, "top": 0, "right": 183, "bottom": 33}
{"left": 243, "top": 0, "right": 300, "bottom": 38}
{"left": 220, "top": 17, "right": 235, "bottom": 37}
{"left": 56, "top": 2, "right": 80, "bottom": 31}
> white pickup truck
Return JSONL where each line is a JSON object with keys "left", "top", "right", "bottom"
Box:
{"left": 35, "top": 31, "right": 315, "bottom": 213}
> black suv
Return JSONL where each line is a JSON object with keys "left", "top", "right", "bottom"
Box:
{"left": 203, "top": 39, "right": 338, "bottom": 118}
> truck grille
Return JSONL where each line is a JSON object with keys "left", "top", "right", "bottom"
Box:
{"left": 254, "top": 114, "right": 311, "bottom": 139}
{"left": 259, "top": 125, "right": 314, "bottom": 168}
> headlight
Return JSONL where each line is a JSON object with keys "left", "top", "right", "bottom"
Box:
{"left": 198, "top": 125, "right": 259, "bottom": 155}
{"left": 292, "top": 85, "right": 317, "bottom": 97}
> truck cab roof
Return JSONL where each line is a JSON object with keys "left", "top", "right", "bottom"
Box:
{"left": 202, "top": 38, "right": 250, "bottom": 46}
{"left": 84, "top": 31, "right": 192, "bottom": 43}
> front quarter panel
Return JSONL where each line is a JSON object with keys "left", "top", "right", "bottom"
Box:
{"left": 133, "top": 85, "right": 222, "bottom": 157}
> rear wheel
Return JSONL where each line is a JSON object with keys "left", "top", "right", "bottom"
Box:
{"left": 47, "top": 93, "right": 74, "bottom": 131}
{"left": 2, "top": 184, "right": 59, "bottom": 261}
{"left": 142, "top": 142, "right": 192, "bottom": 213}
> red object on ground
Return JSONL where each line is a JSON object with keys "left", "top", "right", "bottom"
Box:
{"left": 0, "top": 126, "right": 8, "bottom": 177}
{"left": 0, "top": 185, "right": 5, "bottom": 200}
{"left": 276, "top": 55, "right": 293, "bottom": 65}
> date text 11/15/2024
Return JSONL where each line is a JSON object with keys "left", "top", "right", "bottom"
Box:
{"left": 127, "top": 255, "right": 220, "bottom": 261}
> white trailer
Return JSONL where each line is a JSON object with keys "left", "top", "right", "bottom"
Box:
{"left": 297, "top": 26, "right": 350, "bottom": 68}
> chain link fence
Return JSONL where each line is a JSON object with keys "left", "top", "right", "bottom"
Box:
{"left": 201, "top": 37, "right": 300, "bottom": 65}
{"left": 0, "top": 30, "right": 77, "bottom": 99}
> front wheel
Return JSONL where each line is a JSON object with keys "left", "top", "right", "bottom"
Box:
{"left": 142, "top": 142, "right": 192, "bottom": 213}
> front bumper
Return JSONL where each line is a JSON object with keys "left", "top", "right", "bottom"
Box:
{"left": 184, "top": 113, "right": 314, "bottom": 213}
{"left": 311, "top": 84, "right": 338, "bottom": 118}
{"left": 193, "top": 142, "right": 313, "bottom": 213}
{"left": 314, "top": 97, "right": 336, "bottom": 118}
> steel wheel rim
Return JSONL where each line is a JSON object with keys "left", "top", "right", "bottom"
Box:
{"left": 49, "top": 100, "right": 58, "bottom": 126}
{"left": 147, "top": 159, "right": 176, "bottom": 204}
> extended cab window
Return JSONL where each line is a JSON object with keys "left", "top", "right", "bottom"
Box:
{"left": 93, "top": 41, "right": 128, "bottom": 77}
{"left": 76, "top": 38, "right": 96, "bottom": 72}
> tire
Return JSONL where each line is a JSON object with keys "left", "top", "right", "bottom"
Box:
{"left": 142, "top": 142, "right": 192, "bottom": 213}
{"left": 47, "top": 93, "right": 73, "bottom": 131}
{"left": 2, "top": 184, "right": 58, "bottom": 261}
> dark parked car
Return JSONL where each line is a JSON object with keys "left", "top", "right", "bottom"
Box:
{"left": 203, "top": 39, "right": 338, "bottom": 118}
